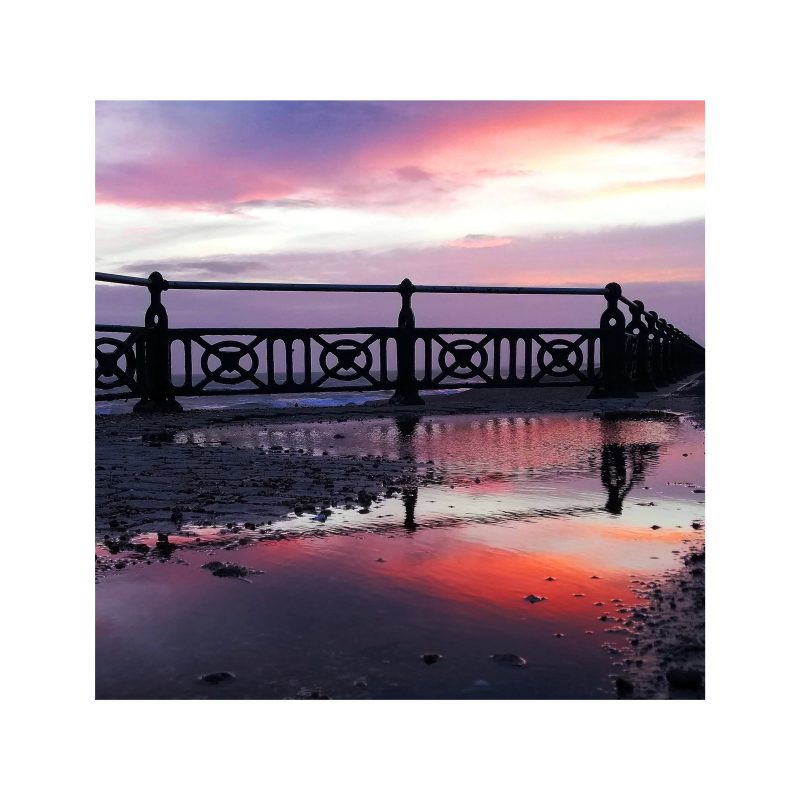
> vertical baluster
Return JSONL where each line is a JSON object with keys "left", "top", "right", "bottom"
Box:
{"left": 629, "top": 301, "right": 657, "bottom": 391}
{"left": 587, "top": 282, "right": 637, "bottom": 398}
{"left": 133, "top": 271, "right": 182, "bottom": 412}
{"left": 658, "top": 319, "right": 677, "bottom": 384}
{"left": 390, "top": 279, "right": 423, "bottom": 405}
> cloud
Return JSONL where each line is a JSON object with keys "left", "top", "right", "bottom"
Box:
{"left": 109, "top": 218, "right": 704, "bottom": 287}
{"left": 601, "top": 173, "right": 705, "bottom": 197}
{"left": 96, "top": 101, "right": 704, "bottom": 210}
{"left": 394, "top": 165, "right": 434, "bottom": 182}
{"left": 448, "top": 235, "right": 514, "bottom": 249}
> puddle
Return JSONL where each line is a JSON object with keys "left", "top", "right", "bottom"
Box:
{"left": 96, "top": 412, "right": 704, "bottom": 699}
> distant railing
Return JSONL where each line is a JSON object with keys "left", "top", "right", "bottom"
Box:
{"left": 95, "top": 272, "right": 705, "bottom": 411}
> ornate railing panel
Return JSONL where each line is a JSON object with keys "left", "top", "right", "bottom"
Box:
{"left": 414, "top": 329, "right": 600, "bottom": 388}
{"left": 167, "top": 329, "right": 399, "bottom": 395}
{"left": 95, "top": 273, "right": 705, "bottom": 411}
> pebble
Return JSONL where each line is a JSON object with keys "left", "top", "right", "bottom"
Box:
{"left": 210, "top": 563, "right": 254, "bottom": 579}
{"left": 199, "top": 671, "right": 235, "bottom": 685}
{"left": 421, "top": 653, "right": 443, "bottom": 665}
{"left": 524, "top": 594, "right": 546, "bottom": 604}
{"left": 490, "top": 653, "right": 527, "bottom": 667}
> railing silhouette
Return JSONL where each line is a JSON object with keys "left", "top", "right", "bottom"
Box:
{"left": 95, "top": 272, "right": 704, "bottom": 411}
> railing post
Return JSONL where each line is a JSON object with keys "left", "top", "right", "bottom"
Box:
{"left": 628, "top": 300, "right": 657, "bottom": 391}
{"left": 133, "top": 272, "right": 182, "bottom": 413}
{"left": 645, "top": 311, "right": 666, "bottom": 386}
{"left": 666, "top": 324, "right": 681, "bottom": 379}
{"left": 588, "top": 282, "right": 637, "bottom": 398}
{"left": 390, "top": 278, "right": 423, "bottom": 405}
{"left": 657, "top": 318, "right": 677, "bottom": 384}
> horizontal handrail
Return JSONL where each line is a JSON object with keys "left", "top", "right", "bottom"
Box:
{"left": 94, "top": 272, "right": 151, "bottom": 287}
{"left": 95, "top": 272, "right": 606, "bottom": 296}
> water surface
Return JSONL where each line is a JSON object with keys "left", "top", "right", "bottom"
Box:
{"left": 96, "top": 412, "right": 704, "bottom": 699}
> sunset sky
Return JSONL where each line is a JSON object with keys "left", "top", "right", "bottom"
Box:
{"left": 95, "top": 101, "right": 704, "bottom": 338}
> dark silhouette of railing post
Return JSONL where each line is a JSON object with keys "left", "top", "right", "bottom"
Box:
{"left": 645, "top": 311, "right": 666, "bottom": 386}
{"left": 588, "top": 282, "right": 637, "bottom": 398}
{"left": 657, "top": 318, "right": 677, "bottom": 384}
{"left": 627, "top": 300, "right": 657, "bottom": 392}
{"left": 133, "top": 272, "right": 182, "bottom": 413}
{"left": 390, "top": 278, "right": 423, "bottom": 405}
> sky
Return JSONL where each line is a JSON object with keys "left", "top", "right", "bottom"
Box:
{"left": 95, "top": 101, "right": 704, "bottom": 339}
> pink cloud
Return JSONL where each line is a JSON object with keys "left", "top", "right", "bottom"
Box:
{"left": 448, "top": 235, "right": 514, "bottom": 249}
{"left": 96, "top": 101, "right": 704, "bottom": 210}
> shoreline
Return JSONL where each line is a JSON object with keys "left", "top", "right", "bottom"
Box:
{"left": 96, "top": 373, "right": 705, "bottom": 427}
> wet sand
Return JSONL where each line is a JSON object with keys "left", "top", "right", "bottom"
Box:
{"left": 96, "top": 375, "right": 704, "bottom": 699}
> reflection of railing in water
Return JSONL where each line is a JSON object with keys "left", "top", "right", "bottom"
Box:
{"left": 600, "top": 442, "right": 660, "bottom": 514}
{"left": 96, "top": 272, "right": 704, "bottom": 410}
{"left": 395, "top": 415, "right": 665, "bottom": 527}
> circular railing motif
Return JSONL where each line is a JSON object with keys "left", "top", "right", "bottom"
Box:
{"left": 200, "top": 340, "right": 259, "bottom": 384}
{"left": 320, "top": 339, "right": 374, "bottom": 381}
{"left": 536, "top": 338, "right": 583, "bottom": 377}
{"left": 438, "top": 339, "right": 488, "bottom": 379}
{"left": 95, "top": 337, "right": 137, "bottom": 390}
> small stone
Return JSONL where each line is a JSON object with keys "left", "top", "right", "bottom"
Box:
{"left": 211, "top": 563, "right": 252, "bottom": 579}
{"left": 524, "top": 594, "right": 546, "bottom": 604}
{"left": 651, "top": 525, "right": 661, "bottom": 530}
{"left": 421, "top": 653, "right": 442, "bottom": 665}
{"left": 490, "top": 653, "right": 527, "bottom": 667}
{"left": 199, "top": 671, "right": 235, "bottom": 685}
{"left": 544, "top": 576, "right": 556, "bottom": 582}
{"left": 376, "top": 557, "right": 386, "bottom": 563}
{"left": 573, "top": 593, "right": 585, "bottom": 598}
{"left": 553, "top": 633, "right": 565, "bottom": 638}
{"left": 590, "top": 575, "right": 601, "bottom": 580}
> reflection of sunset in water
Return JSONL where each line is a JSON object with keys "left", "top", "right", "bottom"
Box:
{"left": 98, "top": 412, "right": 704, "bottom": 699}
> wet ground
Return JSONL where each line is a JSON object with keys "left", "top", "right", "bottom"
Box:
{"left": 96, "top": 410, "right": 704, "bottom": 699}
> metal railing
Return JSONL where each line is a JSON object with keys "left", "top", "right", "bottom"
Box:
{"left": 95, "top": 272, "right": 705, "bottom": 411}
